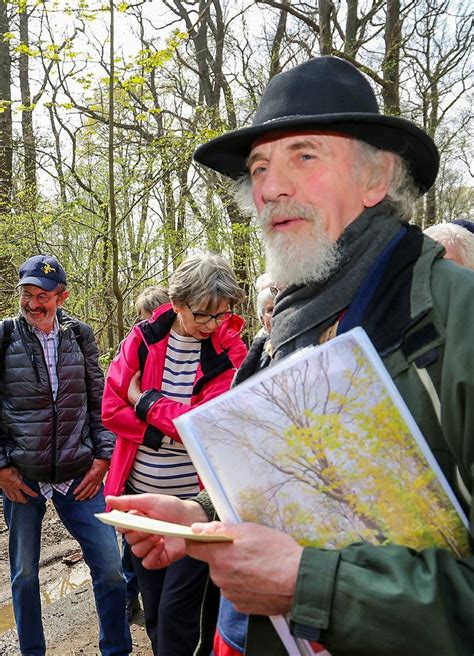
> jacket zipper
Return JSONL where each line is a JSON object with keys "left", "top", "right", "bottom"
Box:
{"left": 30, "top": 352, "right": 41, "bottom": 382}
{"left": 379, "top": 339, "right": 403, "bottom": 358}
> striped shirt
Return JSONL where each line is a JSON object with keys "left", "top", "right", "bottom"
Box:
{"left": 128, "top": 330, "right": 201, "bottom": 498}
{"left": 32, "top": 318, "right": 73, "bottom": 498}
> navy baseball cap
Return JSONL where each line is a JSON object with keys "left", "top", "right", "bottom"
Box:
{"left": 17, "top": 255, "right": 67, "bottom": 291}
{"left": 452, "top": 219, "right": 474, "bottom": 235}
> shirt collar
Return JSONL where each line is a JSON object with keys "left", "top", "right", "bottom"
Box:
{"left": 32, "top": 315, "right": 60, "bottom": 339}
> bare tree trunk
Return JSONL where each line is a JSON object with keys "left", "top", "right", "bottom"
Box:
{"left": 48, "top": 105, "right": 67, "bottom": 204}
{"left": 0, "top": 0, "right": 12, "bottom": 214}
{"left": 318, "top": 0, "right": 333, "bottom": 55}
{"left": 344, "top": 0, "right": 358, "bottom": 57}
{"left": 108, "top": 1, "right": 124, "bottom": 342}
{"left": 19, "top": 3, "right": 37, "bottom": 205}
{"left": 48, "top": 105, "right": 70, "bottom": 266}
{"left": 269, "top": 1, "right": 289, "bottom": 78}
{"left": 425, "top": 79, "right": 439, "bottom": 223}
{"left": 101, "top": 213, "right": 115, "bottom": 350}
{"left": 382, "top": 0, "right": 401, "bottom": 115}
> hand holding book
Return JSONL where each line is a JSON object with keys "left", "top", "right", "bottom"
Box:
{"left": 100, "top": 503, "right": 303, "bottom": 616}
{"left": 185, "top": 521, "right": 303, "bottom": 617}
{"left": 102, "top": 493, "right": 233, "bottom": 557}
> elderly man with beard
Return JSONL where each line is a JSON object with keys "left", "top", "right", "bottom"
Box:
{"left": 107, "top": 56, "right": 474, "bottom": 656}
{"left": 0, "top": 255, "right": 131, "bottom": 656}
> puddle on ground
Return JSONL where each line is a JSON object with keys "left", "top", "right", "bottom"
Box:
{"left": 0, "top": 560, "right": 91, "bottom": 634}
{"left": 0, "top": 604, "right": 14, "bottom": 635}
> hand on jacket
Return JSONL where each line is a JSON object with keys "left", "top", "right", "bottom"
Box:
{"left": 127, "top": 371, "right": 142, "bottom": 405}
{"left": 186, "top": 521, "right": 303, "bottom": 616}
{"left": 74, "top": 458, "right": 109, "bottom": 500}
{"left": 106, "top": 493, "right": 209, "bottom": 568}
{"left": 0, "top": 466, "right": 38, "bottom": 503}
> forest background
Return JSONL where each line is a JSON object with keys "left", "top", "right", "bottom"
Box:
{"left": 0, "top": 0, "right": 472, "bottom": 361}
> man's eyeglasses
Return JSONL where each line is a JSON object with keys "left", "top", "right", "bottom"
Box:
{"left": 19, "top": 290, "right": 58, "bottom": 304}
{"left": 186, "top": 303, "right": 233, "bottom": 325}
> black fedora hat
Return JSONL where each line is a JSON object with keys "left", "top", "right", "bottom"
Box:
{"left": 194, "top": 56, "right": 439, "bottom": 194}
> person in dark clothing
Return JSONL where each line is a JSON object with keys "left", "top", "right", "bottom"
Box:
{"left": 0, "top": 254, "right": 131, "bottom": 656}
{"left": 123, "top": 284, "right": 171, "bottom": 623}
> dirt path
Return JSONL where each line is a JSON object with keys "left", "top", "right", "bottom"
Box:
{"left": 0, "top": 498, "right": 153, "bottom": 655}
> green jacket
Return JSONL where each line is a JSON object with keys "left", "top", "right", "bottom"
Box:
{"left": 196, "top": 226, "right": 473, "bottom": 656}
{"left": 252, "top": 231, "right": 474, "bottom": 655}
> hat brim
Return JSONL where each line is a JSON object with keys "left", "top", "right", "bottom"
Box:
{"left": 16, "top": 276, "right": 60, "bottom": 291}
{"left": 194, "top": 113, "right": 439, "bottom": 194}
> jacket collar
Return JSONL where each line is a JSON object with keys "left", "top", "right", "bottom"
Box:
{"left": 361, "top": 227, "right": 445, "bottom": 361}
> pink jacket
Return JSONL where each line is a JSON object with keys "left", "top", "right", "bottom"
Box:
{"left": 102, "top": 303, "right": 247, "bottom": 498}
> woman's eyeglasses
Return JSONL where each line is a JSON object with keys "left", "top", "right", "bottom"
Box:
{"left": 186, "top": 303, "right": 233, "bottom": 325}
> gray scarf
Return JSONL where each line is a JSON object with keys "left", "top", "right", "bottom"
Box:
{"left": 270, "top": 203, "right": 403, "bottom": 360}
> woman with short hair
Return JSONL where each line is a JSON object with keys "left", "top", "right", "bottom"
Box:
{"left": 102, "top": 253, "right": 247, "bottom": 656}
{"left": 134, "top": 285, "right": 170, "bottom": 320}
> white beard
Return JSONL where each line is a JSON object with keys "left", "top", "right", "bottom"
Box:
{"left": 261, "top": 201, "right": 341, "bottom": 287}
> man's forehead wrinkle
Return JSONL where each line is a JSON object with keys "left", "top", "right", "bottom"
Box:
{"left": 247, "top": 134, "right": 332, "bottom": 168}
{"left": 286, "top": 136, "right": 331, "bottom": 154}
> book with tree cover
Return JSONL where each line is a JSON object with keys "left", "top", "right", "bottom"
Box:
{"left": 173, "top": 327, "right": 470, "bottom": 656}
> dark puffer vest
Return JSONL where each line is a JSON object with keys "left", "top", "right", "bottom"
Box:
{"left": 0, "top": 311, "right": 115, "bottom": 483}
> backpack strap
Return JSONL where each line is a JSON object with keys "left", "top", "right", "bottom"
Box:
{"left": 413, "top": 362, "right": 472, "bottom": 508}
{"left": 57, "top": 309, "right": 85, "bottom": 356}
{"left": 69, "top": 320, "right": 85, "bottom": 354}
{"left": 0, "top": 318, "right": 16, "bottom": 378}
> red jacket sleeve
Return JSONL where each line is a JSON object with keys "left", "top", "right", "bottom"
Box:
{"left": 140, "top": 335, "right": 247, "bottom": 442}
{"left": 102, "top": 327, "right": 148, "bottom": 444}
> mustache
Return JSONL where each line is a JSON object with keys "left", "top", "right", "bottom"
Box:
{"left": 25, "top": 306, "right": 47, "bottom": 315}
{"left": 260, "top": 200, "right": 321, "bottom": 229}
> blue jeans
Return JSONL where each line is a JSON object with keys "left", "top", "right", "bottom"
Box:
{"left": 2, "top": 477, "right": 132, "bottom": 656}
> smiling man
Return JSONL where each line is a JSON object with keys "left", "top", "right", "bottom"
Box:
{"left": 108, "top": 56, "right": 474, "bottom": 656}
{"left": 0, "top": 254, "right": 131, "bottom": 656}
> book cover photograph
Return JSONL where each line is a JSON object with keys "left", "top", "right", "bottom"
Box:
{"left": 173, "top": 327, "right": 470, "bottom": 655}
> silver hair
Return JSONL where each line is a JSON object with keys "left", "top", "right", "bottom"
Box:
{"left": 255, "top": 271, "right": 273, "bottom": 292}
{"left": 232, "top": 175, "right": 256, "bottom": 218}
{"left": 231, "top": 138, "right": 419, "bottom": 223}
{"left": 169, "top": 253, "right": 245, "bottom": 308}
{"left": 256, "top": 286, "right": 274, "bottom": 320}
{"left": 135, "top": 285, "right": 169, "bottom": 316}
{"left": 424, "top": 222, "right": 474, "bottom": 268}
{"left": 352, "top": 141, "right": 418, "bottom": 222}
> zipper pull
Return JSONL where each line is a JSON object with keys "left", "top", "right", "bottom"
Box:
{"left": 31, "top": 353, "right": 41, "bottom": 382}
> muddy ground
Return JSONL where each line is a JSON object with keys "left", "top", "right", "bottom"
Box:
{"left": 0, "top": 497, "right": 153, "bottom": 655}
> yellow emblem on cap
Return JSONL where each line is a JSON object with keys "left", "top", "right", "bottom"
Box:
{"left": 42, "top": 262, "right": 56, "bottom": 275}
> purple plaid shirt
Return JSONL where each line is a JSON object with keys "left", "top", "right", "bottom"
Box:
{"left": 32, "top": 318, "right": 59, "bottom": 400}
